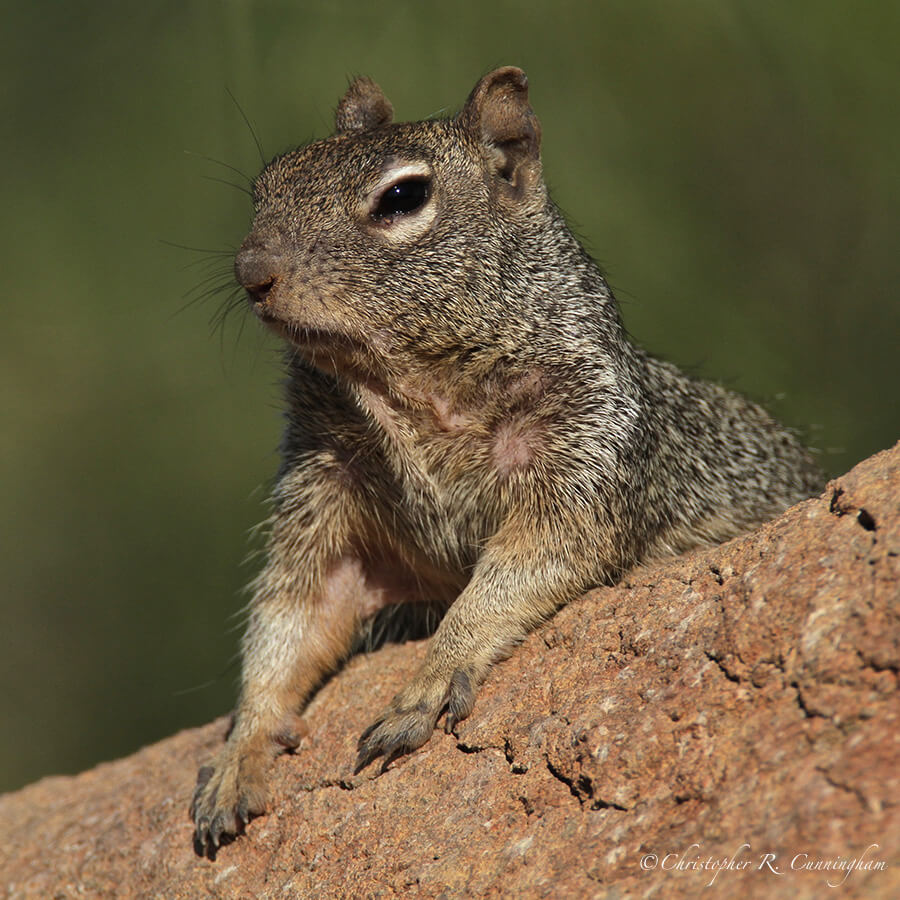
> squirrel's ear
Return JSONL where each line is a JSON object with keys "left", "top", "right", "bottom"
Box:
{"left": 335, "top": 77, "right": 394, "bottom": 134}
{"left": 460, "top": 67, "right": 542, "bottom": 187}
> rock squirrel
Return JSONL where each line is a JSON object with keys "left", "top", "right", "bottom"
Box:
{"left": 190, "top": 67, "right": 821, "bottom": 853}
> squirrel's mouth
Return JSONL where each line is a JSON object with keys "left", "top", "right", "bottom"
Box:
{"left": 255, "top": 311, "right": 340, "bottom": 350}
{"left": 251, "top": 292, "right": 343, "bottom": 346}
{"left": 254, "top": 310, "right": 377, "bottom": 378}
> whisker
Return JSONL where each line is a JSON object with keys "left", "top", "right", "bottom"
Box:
{"left": 160, "top": 239, "right": 235, "bottom": 256}
{"left": 181, "top": 276, "right": 239, "bottom": 310}
{"left": 226, "top": 86, "right": 266, "bottom": 167}
{"left": 202, "top": 174, "right": 252, "bottom": 198}
{"left": 184, "top": 149, "right": 254, "bottom": 186}
{"left": 184, "top": 268, "right": 237, "bottom": 296}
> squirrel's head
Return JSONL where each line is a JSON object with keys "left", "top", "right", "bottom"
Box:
{"left": 234, "top": 67, "right": 545, "bottom": 379}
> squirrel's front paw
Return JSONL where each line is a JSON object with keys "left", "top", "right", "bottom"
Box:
{"left": 354, "top": 702, "right": 439, "bottom": 773}
{"left": 190, "top": 745, "right": 269, "bottom": 856}
{"left": 354, "top": 667, "right": 477, "bottom": 773}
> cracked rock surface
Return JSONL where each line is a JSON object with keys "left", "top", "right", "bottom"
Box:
{"left": 1, "top": 444, "right": 898, "bottom": 899}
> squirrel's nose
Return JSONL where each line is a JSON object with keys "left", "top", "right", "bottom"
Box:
{"left": 235, "top": 235, "right": 284, "bottom": 305}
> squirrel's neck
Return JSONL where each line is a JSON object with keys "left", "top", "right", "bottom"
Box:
{"left": 287, "top": 201, "right": 637, "bottom": 411}
{"left": 490, "top": 201, "right": 633, "bottom": 358}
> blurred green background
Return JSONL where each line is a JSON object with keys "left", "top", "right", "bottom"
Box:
{"left": 1, "top": 0, "right": 897, "bottom": 793}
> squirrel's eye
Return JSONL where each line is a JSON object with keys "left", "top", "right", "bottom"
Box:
{"left": 372, "top": 177, "right": 430, "bottom": 222}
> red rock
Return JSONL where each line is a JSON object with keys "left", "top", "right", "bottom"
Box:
{"left": 2, "top": 445, "right": 898, "bottom": 899}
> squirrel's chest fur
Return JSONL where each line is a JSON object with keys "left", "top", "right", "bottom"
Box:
{"left": 286, "top": 358, "right": 554, "bottom": 575}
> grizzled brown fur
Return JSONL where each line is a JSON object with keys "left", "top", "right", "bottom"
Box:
{"left": 190, "top": 67, "right": 821, "bottom": 853}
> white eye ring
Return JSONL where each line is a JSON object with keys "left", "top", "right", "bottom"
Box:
{"left": 365, "top": 162, "right": 437, "bottom": 240}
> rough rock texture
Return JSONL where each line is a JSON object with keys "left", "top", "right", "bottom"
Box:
{"left": 2, "top": 445, "right": 898, "bottom": 900}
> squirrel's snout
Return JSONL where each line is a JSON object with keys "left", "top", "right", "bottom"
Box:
{"left": 235, "top": 238, "right": 283, "bottom": 306}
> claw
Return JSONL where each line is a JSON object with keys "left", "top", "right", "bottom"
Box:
{"left": 209, "top": 813, "right": 226, "bottom": 848}
{"left": 355, "top": 735, "right": 409, "bottom": 775}
{"left": 190, "top": 767, "right": 214, "bottom": 821}
{"left": 195, "top": 816, "right": 210, "bottom": 851}
{"left": 357, "top": 718, "right": 381, "bottom": 749}
{"left": 445, "top": 669, "right": 475, "bottom": 734}
{"left": 379, "top": 746, "right": 407, "bottom": 773}
{"left": 354, "top": 743, "right": 379, "bottom": 774}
